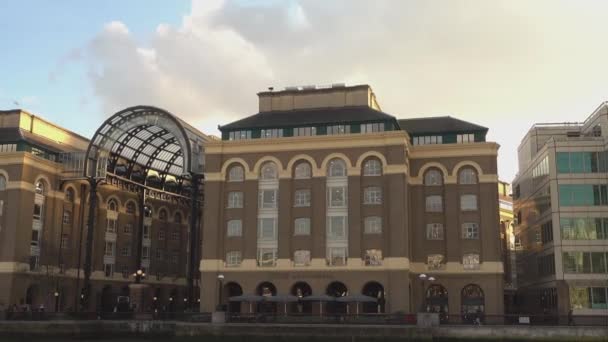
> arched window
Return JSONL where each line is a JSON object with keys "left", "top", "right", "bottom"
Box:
{"left": 294, "top": 162, "right": 312, "bottom": 179}
{"left": 424, "top": 169, "right": 443, "bottom": 186}
{"left": 228, "top": 165, "right": 244, "bottom": 182}
{"left": 459, "top": 168, "right": 478, "bottom": 184}
{"left": 363, "top": 159, "right": 382, "bottom": 176}
{"left": 107, "top": 199, "right": 118, "bottom": 212}
{"left": 64, "top": 188, "right": 75, "bottom": 202}
{"left": 328, "top": 159, "right": 347, "bottom": 177}
{"left": 461, "top": 284, "right": 485, "bottom": 321}
{"left": 260, "top": 162, "right": 278, "bottom": 180}
{"left": 126, "top": 201, "right": 136, "bottom": 214}
{"left": 35, "top": 180, "right": 45, "bottom": 194}
{"left": 159, "top": 209, "right": 168, "bottom": 221}
{"left": 0, "top": 175, "right": 6, "bottom": 191}
{"left": 174, "top": 212, "right": 182, "bottom": 224}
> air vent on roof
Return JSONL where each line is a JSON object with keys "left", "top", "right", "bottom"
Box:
{"left": 332, "top": 83, "right": 346, "bottom": 88}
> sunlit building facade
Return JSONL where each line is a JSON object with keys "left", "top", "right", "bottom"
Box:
{"left": 200, "top": 84, "right": 504, "bottom": 318}
{"left": 513, "top": 102, "right": 608, "bottom": 321}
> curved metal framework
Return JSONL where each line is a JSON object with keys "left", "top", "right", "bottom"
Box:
{"left": 79, "top": 105, "right": 207, "bottom": 312}
{"left": 85, "top": 105, "right": 205, "bottom": 181}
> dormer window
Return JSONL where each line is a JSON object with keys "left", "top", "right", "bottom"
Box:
{"left": 457, "top": 133, "right": 475, "bottom": 143}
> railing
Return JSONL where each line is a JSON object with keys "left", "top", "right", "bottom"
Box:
{"left": 2, "top": 311, "right": 607, "bottom": 327}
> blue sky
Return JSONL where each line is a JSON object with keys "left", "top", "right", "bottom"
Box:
{"left": 2, "top": 0, "right": 608, "bottom": 181}
{"left": 0, "top": 0, "right": 190, "bottom": 136}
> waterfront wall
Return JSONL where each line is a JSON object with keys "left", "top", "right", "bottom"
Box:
{"left": 0, "top": 321, "right": 607, "bottom": 341}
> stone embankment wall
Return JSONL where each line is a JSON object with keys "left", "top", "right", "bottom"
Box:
{"left": 0, "top": 321, "right": 607, "bottom": 341}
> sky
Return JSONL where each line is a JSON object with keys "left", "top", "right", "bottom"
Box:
{"left": 2, "top": 0, "right": 608, "bottom": 182}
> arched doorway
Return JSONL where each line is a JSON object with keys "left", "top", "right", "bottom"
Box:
{"left": 326, "top": 281, "right": 348, "bottom": 314}
{"left": 225, "top": 282, "right": 243, "bottom": 313}
{"left": 426, "top": 284, "right": 449, "bottom": 321}
{"left": 461, "top": 284, "right": 485, "bottom": 323}
{"left": 101, "top": 285, "right": 114, "bottom": 313}
{"left": 290, "top": 282, "right": 312, "bottom": 314}
{"left": 362, "top": 282, "right": 385, "bottom": 313}
{"left": 256, "top": 282, "right": 277, "bottom": 313}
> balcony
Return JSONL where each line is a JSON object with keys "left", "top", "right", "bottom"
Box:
{"left": 105, "top": 232, "right": 117, "bottom": 242}
{"left": 30, "top": 245, "right": 40, "bottom": 256}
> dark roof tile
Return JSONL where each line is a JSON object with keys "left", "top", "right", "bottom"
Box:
{"left": 397, "top": 116, "right": 487, "bottom": 135}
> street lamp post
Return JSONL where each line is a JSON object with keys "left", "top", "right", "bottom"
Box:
{"left": 419, "top": 273, "right": 427, "bottom": 312}
{"left": 54, "top": 291, "right": 60, "bottom": 312}
{"left": 217, "top": 274, "right": 225, "bottom": 311}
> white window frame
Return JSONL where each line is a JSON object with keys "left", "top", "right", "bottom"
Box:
{"left": 363, "top": 159, "right": 382, "bottom": 176}
{"left": 364, "top": 186, "right": 382, "bottom": 205}
{"left": 104, "top": 241, "right": 115, "bottom": 257}
{"left": 294, "top": 163, "right": 312, "bottom": 179}
{"left": 258, "top": 218, "right": 277, "bottom": 240}
{"left": 294, "top": 217, "right": 311, "bottom": 236}
{"left": 424, "top": 170, "right": 443, "bottom": 186}
{"left": 226, "top": 251, "right": 242, "bottom": 267}
{"left": 328, "top": 159, "right": 347, "bottom": 177}
{"left": 463, "top": 253, "right": 481, "bottom": 270}
{"left": 259, "top": 189, "right": 278, "bottom": 209}
{"left": 459, "top": 168, "right": 477, "bottom": 184}
{"left": 426, "top": 223, "right": 444, "bottom": 240}
{"left": 328, "top": 186, "right": 347, "bottom": 208}
{"left": 260, "top": 163, "right": 278, "bottom": 180}
{"left": 364, "top": 216, "right": 382, "bottom": 234}
{"left": 460, "top": 194, "right": 478, "bottom": 211}
{"left": 228, "top": 165, "right": 244, "bottom": 182}
{"left": 294, "top": 189, "right": 311, "bottom": 207}
{"left": 462, "top": 222, "right": 480, "bottom": 239}
{"left": 227, "top": 219, "right": 243, "bottom": 237}
{"left": 327, "top": 216, "right": 347, "bottom": 240}
{"left": 227, "top": 192, "right": 244, "bottom": 208}
{"left": 425, "top": 195, "right": 443, "bottom": 212}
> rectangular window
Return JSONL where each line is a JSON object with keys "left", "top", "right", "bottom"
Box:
{"left": 556, "top": 152, "right": 600, "bottom": 174}
{"left": 426, "top": 223, "right": 444, "bottom": 240}
{"left": 457, "top": 133, "right": 475, "bottom": 143}
{"left": 293, "top": 127, "right": 317, "bottom": 137}
{"left": 364, "top": 216, "right": 382, "bottom": 234}
{"left": 327, "top": 125, "right": 351, "bottom": 135}
{"left": 365, "top": 249, "right": 383, "bottom": 266}
{"left": 156, "top": 249, "right": 165, "bottom": 260}
{"left": 259, "top": 189, "right": 278, "bottom": 209}
{"left": 463, "top": 253, "right": 480, "bottom": 270}
{"left": 171, "top": 230, "right": 179, "bottom": 241}
{"left": 158, "top": 229, "right": 165, "bottom": 240}
{"left": 360, "top": 122, "right": 385, "bottom": 133}
{"left": 228, "top": 130, "right": 252, "bottom": 141}
{"left": 257, "top": 248, "right": 277, "bottom": 267}
{"left": 591, "top": 287, "right": 608, "bottom": 309}
{"left": 62, "top": 211, "right": 71, "bottom": 225}
{"left": 363, "top": 187, "right": 382, "bottom": 205}
{"left": 142, "top": 225, "right": 150, "bottom": 239}
{"left": 328, "top": 186, "right": 347, "bottom": 208}
{"left": 258, "top": 218, "right": 277, "bottom": 240}
{"left": 460, "top": 194, "right": 478, "bottom": 211}
{"left": 425, "top": 195, "right": 443, "bottom": 212}
{"left": 121, "top": 245, "right": 131, "bottom": 257}
{"left": 414, "top": 135, "right": 442, "bottom": 145}
{"left": 559, "top": 185, "right": 608, "bottom": 206}
{"left": 170, "top": 251, "right": 178, "bottom": 263}
{"left": 106, "top": 219, "right": 117, "bottom": 233}
{"left": 227, "top": 220, "right": 243, "bottom": 237}
{"left": 294, "top": 250, "right": 311, "bottom": 266}
{"left": 462, "top": 223, "right": 479, "bottom": 239}
{"left": 563, "top": 252, "right": 607, "bottom": 273}
{"left": 226, "top": 251, "right": 242, "bottom": 266}
{"left": 294, "top": 189, "right": 311, "bottom": 207}
{"left": 33, "top": 204, "right": 42, "bottom": 220}
{"left": 260, "top": 128, "right": 284, "bottom": 139}
{"left": 227, "top": 192, "right": 244, "bottom": 208}
{"left": 294, "top": 218, "right": 311, "bottom": 236}
{"left": 327, "top": 216, "right": 347, "bottom": 240}
{"left": 327, "top": 247, "right": 347, "bottom": 266}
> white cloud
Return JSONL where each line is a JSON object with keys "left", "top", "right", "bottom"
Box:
{"left": 77, "top": 0, "right": 608, "bottom": 181}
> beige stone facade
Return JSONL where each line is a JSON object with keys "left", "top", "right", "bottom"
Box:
{"left": 0, "top": 110, "right": 193, "bottom": 312}
{"left": 200, "top": 85, "right": 504, "bottom": 318}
